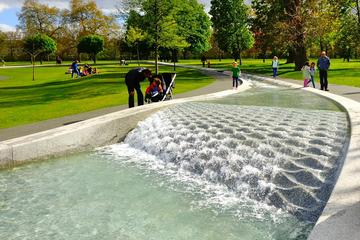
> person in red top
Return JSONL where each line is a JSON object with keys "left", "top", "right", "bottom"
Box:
{"left": 145, "top": 78, "right": 163, "bottom": 102}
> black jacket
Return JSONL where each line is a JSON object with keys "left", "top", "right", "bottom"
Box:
{"left": 125, "top": 68, "right": 149, "bottom": 86}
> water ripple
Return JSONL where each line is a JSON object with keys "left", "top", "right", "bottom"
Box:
{"left": 106, "top": 102, "right": 349, "bottom": 222}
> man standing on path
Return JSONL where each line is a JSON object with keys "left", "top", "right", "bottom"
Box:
{"left": 125, "top": 68, "right": 152, "bottom": 108}
{"left": 317, "top": 51, "right": 331, "bottom": 91}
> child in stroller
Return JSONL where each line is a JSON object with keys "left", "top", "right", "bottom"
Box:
{"left": 145, "top": 78, "right": 163, "bottom": 102}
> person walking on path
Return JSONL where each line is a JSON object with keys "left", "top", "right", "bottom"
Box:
{"left": 301, "top": 62, "right": 311, "bottom": 87}
{"left": 272, "top": 56, "right": 279, "bottom": 78}
{"left": 308, "top": 62, "right": 316, "bottom": 88}
{"left": 317, "top": 51, "right": 331, "bottom": 91}
{"left": 231, "top": 62, "right": 241, "bottom": 90}
{"left": 125, "top": 68, "right": 152, "bottom": 108}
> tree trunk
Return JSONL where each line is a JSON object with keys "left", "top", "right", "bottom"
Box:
{"left": 286, "top": 48, "right": 295, "bottom": 63}
{"left": 93, "top": 53, "right": 96, "bottom": 64}
{"left": 137, "top": 44, "right": 140, "bottom": 66}
{"left": 155, "top": 46, "right": 159, "bottom": 74}
{"left": 239, "top": 51, "right": 242, "bottom": 65}
{"left": 294, "top": 45, "right": 307, "bottom": 71}
{"left": 320, "top": 37, "right": 324, "bottom": 52}
{"left": 356, "top": 0, "right": 360, "bottom": 26}
{"left": 172, "top": 49, "right": 176, "bottom": 71}
{"left": 32, "top": 55, "right": 35, "bottom": 81}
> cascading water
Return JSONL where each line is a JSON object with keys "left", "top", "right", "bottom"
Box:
{"left": 103, "top": 101, "right": 348, "bottom": 224}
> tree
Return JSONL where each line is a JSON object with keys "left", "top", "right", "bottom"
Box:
{"left": 251, "top": 0, "right": 309, "bottom": 70}
{"left": 210, "top": 0, "right": 254, "bottom": 64}
{"left": 116, "top": 0, "right": 145, "bottom": 20}
{"left": 77, "top": 35, "right": 104, "bottom": 63}
{"left": 171, "top": 0, "right": 212, "bottom": 55}
{"left": 0, "top": 31, "right": 6, "bottom": 59}
{"left": 18, "top": 0, "right": 62, "bottom": 37}
{"left": 122, "top": 0, "right": 211, "bottom": 72}
{"left": 64, "top": 0, "right": 118, "bottom": 38}
{"left": 159, "top": 15, "right": 190, "bottom": 70}
{"left": 126, "top": 27, "right": 147, "bottom": 66}
{"left": 142, "top": 0, "right": 173, "bottom": 74}
{"left": 23, "top": 34, "right": 57, "bottom": 80}
{"left": 251, "top": 0, "right": 282, "bottom": 61}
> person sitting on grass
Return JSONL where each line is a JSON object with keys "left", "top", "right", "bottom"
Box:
{"left": 84, "top": 64, "right": 93, "bottom": 74}
{"left": 145, "top": 78, "right": 163, "bottom": 102}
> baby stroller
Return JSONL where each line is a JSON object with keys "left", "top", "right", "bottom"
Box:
{"left": 145, "top": 73, "right": 176, "bottom": 103}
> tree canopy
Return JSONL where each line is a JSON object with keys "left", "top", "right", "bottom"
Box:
{"left": 23, "top": 34, "right": 57, "bottom": 56}
{"left": 210, "top": 0, "right": 254, "bottom": 64}
{"left": 124, "top": 0, "right": 211, "bottom": 72}
{"left": 77, "top": 35, "right": 104, "bottom": 63}
{"left": 0, "top": 0, "right": 358, "bottom": 65}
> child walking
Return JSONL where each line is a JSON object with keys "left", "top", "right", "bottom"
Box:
{"left": 301, "top": 62, "right": 311, "bottom": 87}
{"left": 272, "top": 56, "right": 279, "bottom": 78}
{"left": 308, "top": 62, "right": 316, "bottom": 88}
{"left": 231, "top": 62, "right": 241, "bottom": 89}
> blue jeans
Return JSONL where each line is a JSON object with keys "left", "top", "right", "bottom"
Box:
{"left": 232, "top": 76, "right": 239, "bottom": 88}
{"left": 72, "top": 68, "right": 80, "bottom": 78}
{"left": 273, "top": 68, "right": 278, "bottom": 78}
{"left": 308, "top": 75, "right": 315, "bottom": 88}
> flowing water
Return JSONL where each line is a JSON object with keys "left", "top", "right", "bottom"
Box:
{"left": 0, "top": 81, "right": 349, "bottom": 239}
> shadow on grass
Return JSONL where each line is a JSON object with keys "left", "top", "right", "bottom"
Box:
{"left": 0, "top": 73, "right": 126, "bottom": 90}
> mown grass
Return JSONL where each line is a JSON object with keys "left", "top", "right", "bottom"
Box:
{"left": 0, "top": 62, "right": 214, "bottom": 129}
{"left": 179, "top": 58, "right": 360, "bottom": 87}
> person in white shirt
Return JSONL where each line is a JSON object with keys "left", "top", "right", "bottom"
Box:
{"left": 302, "top": 61, "right": 311, "bottom": 87}
{"left": 272, "top": 56, "right": 279, "bottom": 78}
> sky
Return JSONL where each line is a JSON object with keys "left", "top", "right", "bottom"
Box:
{"left": 0, "top": 0, "right": 251, "bottom": 32}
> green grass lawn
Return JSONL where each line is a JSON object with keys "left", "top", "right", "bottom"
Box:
{"left": 179, "top": 58, "right": 360, "bottom": 88}
{"left": 0, "top": 62, "right": 214, "bottom": 129}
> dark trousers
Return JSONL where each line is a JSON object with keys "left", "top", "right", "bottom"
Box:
{"left": 127, "top": 82, "right": 144, "bottom": 108}
{"left": 319, "top": 70, "right": 328, "bottom": 90}
{"left": 232, "top": 76, "right": 239, "bottom": 88}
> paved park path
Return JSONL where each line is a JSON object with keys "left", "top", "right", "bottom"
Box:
{"left": 0, "top": 64, "right": 359, "bottom": 141}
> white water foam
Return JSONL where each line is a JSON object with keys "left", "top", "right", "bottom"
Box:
{"left": 99, "top": 102, "right": 348, "bottom": 223}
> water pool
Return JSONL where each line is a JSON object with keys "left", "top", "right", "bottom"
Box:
{"left": 0, "top": 81, "right": 349, "bottom": 240}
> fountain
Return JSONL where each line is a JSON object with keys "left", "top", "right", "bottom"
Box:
{"left": 0, "top": 81, "right": 351, "bottom": 240}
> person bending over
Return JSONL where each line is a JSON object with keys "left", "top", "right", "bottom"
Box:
{"left": 125, "top": 68, "right": 152, "bottom": 108}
